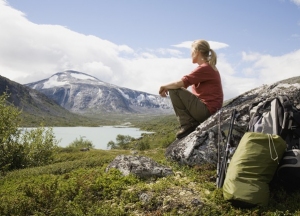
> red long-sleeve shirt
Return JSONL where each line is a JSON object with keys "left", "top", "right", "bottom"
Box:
{"left": 181, "top": 63, "right": 223, "bottom": 114}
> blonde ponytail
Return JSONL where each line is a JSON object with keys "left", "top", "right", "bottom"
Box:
{"left": 192, "top": 40, "right": 218, "bottom": 69}
{"left": 209, "top": 48, "right": 217, "bottom": 68}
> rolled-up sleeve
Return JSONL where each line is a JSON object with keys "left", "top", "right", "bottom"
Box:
{"left": 181, "top": 66, "right": 206, "bottom": 88}
{"left": 181, "top": 76, "right": 191, "bottom": 89}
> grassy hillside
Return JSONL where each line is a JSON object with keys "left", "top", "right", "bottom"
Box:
{"left": 0, "top": 115, "right": 299, "bottom": 215}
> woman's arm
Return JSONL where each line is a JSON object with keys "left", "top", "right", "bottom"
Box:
{"left": 159, "top": 80, "right": 184, "bottom": 97}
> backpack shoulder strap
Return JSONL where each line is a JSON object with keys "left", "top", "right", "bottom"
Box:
{"left": 247, "top": 100, "right": 263, "bottom": 132}
{"left": 277, "top": 95, "right": 293, "bottom": 138}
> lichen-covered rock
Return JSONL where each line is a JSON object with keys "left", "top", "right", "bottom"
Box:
{"left": 166, "top": 79, "right": 300, "bottom": 167}
{"left": 106, "top": 154, "right": 173, "bottom": 178}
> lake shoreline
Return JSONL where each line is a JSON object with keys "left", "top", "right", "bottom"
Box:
{"left": 21, "top": 126, "right": 154, "bottom": 150}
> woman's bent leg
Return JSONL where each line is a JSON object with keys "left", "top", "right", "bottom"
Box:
{"left": 169, "top": 88, "right": 197, "bottom": 126}
{"left": 169, "top": 88, "right": 211, "bottom": 138}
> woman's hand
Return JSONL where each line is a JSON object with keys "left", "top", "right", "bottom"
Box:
{"left": 159, "top": 86, "right": 168, "bottom": 97}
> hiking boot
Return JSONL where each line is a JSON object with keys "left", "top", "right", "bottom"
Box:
{"left": 176, "top": 122, "right": 199, "bottom": 139}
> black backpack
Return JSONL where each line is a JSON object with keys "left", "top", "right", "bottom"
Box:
{"left": 277, "top": 149, "right": 300, "bottom": 185}
{"left": 247, "top": 95, "right": 300, "bottom": 149}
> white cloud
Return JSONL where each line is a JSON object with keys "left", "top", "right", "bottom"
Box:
{"left": 156, "top": 48, "right": 183, "bottom": 57}
{"left": 290, "top": 0, "right": 300, "bottom": 6}
{"left": 172, "top": 41, "right": 193, "bottom": 49}
{"left": 242, "top": 52, "right": 261, "bottom": 62}
{"left": 241, "top": 50, "right": 300, "bottom": 86}
{"left": 0, "top": 0, "right": 299, "bottom": 103}
{"left": 172, "top": 41, "right": 229, "bottom": 50}
{"left": 0, "top": 1, "right": 131, "bottom": 84}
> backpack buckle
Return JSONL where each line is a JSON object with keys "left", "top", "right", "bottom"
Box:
{"left": 291, "top": 125, "right": 297, "bottom": 130}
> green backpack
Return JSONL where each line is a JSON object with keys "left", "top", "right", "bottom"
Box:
{"left": 223, "top": 132, "right": 286, "bottom": 207}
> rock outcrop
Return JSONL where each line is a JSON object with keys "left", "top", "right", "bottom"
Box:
{"left": 106, "top": 154, "right": 173, "bottom": 178}
{"left": 165, "top": 80, "right": 300, "bottom": 166}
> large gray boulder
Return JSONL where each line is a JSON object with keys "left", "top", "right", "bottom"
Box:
{"left": 165, "top": 78, "right": 300, "bottom": 166}
{"left": 106, "top": 154, "right": 173, "bottom": 178}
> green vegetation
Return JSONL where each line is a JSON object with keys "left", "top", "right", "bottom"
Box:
{"left": 1, "top": 93, "right": 300, "bottom": 215}
{"left": 107, "top": 134, "right": 135, "bottom": 150}
{"left": 0, "top": 93, "right": 58, "bottom": 173}
{"left": 62, "top": 136, "right": 95, "bottom": 153}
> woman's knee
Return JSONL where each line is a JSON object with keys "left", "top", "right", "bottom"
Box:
{"left": 169, "top": 88, "right": 187, "bottom": 97}
{"left": 168, "top": 89, "right": 176, "bottom": 96}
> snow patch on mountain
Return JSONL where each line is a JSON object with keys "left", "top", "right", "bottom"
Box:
{"left": 43, "top": 75, "right": 69, "bottom": 89}
{"left": 137, "top": 94, "right": 145, "bottom": 101}
{"left": 147, "top": 95, "right": 156, "bottom": 100}
{"left": 117, "top": 88, "right": 130, "bottom": 99}
{"left": 97, "top": 88, "right": 103, "bottom": 97}
{"left": 70, "top": 73, "right": 97, "bottom": 81}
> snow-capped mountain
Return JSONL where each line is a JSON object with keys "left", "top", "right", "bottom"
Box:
{"left": 25, "top": 70, "right": 173, "bottom": 114}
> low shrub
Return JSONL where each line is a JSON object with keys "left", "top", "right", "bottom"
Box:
{"left": 107, "top": 134, "right": 135, "bottom": 150}
{"left": 0, "top": 93, "right": 58, "bottom": 173}
{"left": 67, "top": 136, "right": 94, "bottom": 150}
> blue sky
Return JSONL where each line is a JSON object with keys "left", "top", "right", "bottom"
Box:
{"left": 0, "top": 0, "right": 300, "bottom": 100}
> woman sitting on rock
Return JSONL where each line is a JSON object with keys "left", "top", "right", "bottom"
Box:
{"left": 159, "top": 39, "right": 223, "bottom": 139}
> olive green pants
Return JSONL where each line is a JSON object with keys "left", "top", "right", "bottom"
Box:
{"left": 169, "top": 88, "right": 211, "bottom": 127}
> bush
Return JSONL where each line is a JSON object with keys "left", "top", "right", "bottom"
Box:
{"left": 21, "top": 126, "right": 59, "bottom": 167}
{"left": 0, "top": 93, "right": 22, "bottom": 172}
{"left": 66, "top": 136, "right": 94, "bottom": 151}
{"left": 107, "top": 134, "right": 134, "bottom": 150}
{"left": 136, "top": 140, "right": 150, "bottom": 151}
{"left": 0, "top": 93, "right": 59, "bottom": 172}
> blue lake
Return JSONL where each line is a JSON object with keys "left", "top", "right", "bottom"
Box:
{"left": 21, "top": 126, "right": 153, "bottom": 150}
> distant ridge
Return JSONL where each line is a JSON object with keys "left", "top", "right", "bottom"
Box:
{"left": 0, "top": 74, "right": 95, "bottom": 126}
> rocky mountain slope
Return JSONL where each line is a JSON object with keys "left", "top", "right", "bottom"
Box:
{"left": 0, "top": 75, "right": 98, "bottom": 126}
{"left": 25, "top": 70, "right": 173, "bottom": 115}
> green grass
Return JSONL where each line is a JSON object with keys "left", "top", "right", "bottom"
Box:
{"left": 1, "top": 114, "right": 300, "bottom": 215}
